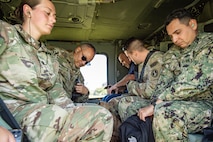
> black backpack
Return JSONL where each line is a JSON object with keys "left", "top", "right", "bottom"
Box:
{"left": 202, "top": 126, "right": 213, "bottom": 142}
{"left": 119, "top": 114, "right": 155, "bottom": 142}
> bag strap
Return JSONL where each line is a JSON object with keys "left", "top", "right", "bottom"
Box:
{"left": 137, "top": 50, "right": 155, "bottom": 82}
{"left": 0, "top": 98, "right": 21, "bottom": 129}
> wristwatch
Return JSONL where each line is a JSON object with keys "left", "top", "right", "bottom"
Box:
{"left": 151, "top": 98, "right": 157, "bottom": 107}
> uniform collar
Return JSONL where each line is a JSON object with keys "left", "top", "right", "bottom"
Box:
{"left": 14, "top": 24, "right": 52, "bottom": 54}
{"left": 14, "top": 24, "right": 41, "bottom": 50}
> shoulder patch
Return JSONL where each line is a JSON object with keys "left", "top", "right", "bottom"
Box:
{"left": 150, "top": 61, "right": 158, "bottom": 68}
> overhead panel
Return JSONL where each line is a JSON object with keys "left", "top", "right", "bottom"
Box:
{"left": 53, "top": 0, "right": 96, "bottom": 29}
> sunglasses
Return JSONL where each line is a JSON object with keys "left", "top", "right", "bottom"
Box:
{"left": 80, "top": 47, "right": 90, "bottom": 65}
{"left": 81, "top": 55, "right": 89, "bottom": 65}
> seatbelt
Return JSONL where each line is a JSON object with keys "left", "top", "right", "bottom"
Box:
{"left": 136, "top": 50, "right": 156, "bottom": 83}
{"left": 0, "top": 98, "right": 29, "bottom": 142}
{"left": 0, "top": 98, "right": 21, "bottom": 129}
{"left": 0, "top": 116, "right": 11, "bottom": 129}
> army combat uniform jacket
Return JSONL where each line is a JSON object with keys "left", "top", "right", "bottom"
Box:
{"left": 118, "top": 51, "right": 164, "bottom": 121}
{"left": 127, "top": 51, "right": 163, "bottom": 98}
{"left": 48, "top": 46, "right": 89, "bottom": 103}
{"left": 0, "top": 20, "right": 113, "bottom": 142}
{"left": 152, "top": 32, "right": 213, "bottom": 142}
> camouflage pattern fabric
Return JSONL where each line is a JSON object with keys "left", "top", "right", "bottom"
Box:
{"left": 154, "top": 101, "right": 212, "bottom": 142}
{"left": 117, "top": 51, "right": 163, "bottom": 121}
{"left": 99, "top": 95, "right": 127, "bottom": 142}
{"left": 153, "top": 33, "right": 213, "bottom": 101}
{"left": 118, "top": 96, "right": 151, "bottom": 122}
{"left": 100, "top": 51, "right": 163, "bottom": 141}
{"left": 118, "top": 48, "right": 181, "bottom": 121}
{"left": 0, "top": 20, "right": 113, "bottom": 142}
{"left": 47, "top": 46, "right": 89, "bottom": 103}
{"left": 152, "top": 32, "right": 213, "bottom": 142}
{"left": 151, "top": 46, "right": 182, "bottom": 98}
{"left": 14, "top": 103, "right": 113, "bottom": 142}
{"left": 127, "top": 51, "right": 163, "bottom": 99}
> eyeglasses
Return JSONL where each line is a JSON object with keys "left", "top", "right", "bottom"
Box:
{"left": 80, "top": 47, "right": 90, "bottom": 65}
{"left": 81, "top": 55, "right": 89, "bottom": 65}
{"left": 122, "top": 46, "right": 126, "bottom": 51}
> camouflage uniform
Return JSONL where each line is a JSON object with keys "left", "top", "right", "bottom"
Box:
{"left": 48, "top": 46, "right": 89, "bottom": 103}
{"left": 100, "top": 51, "right": 163, "bottom": 141}
{"left": 117, "top": 51, "right": 163, "bottom": 121}
{"left": 0, "top": 20, "right": 113, "bottom": 142}
{"left": 152, "top": 32, "right": 213, "bottom": 142}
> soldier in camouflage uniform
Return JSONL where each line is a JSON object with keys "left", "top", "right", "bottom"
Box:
{"left": 136, "top": 8, "right": 213, "bottom": 142}
{"left": 117, "top": 38, "right": 163, "bottom": 122}
{"left": 118, "top": 41, "right": 182, "bottom": 126}
{"left": 48, "top": 43, "right": 95, "bottom": 103}
{"left": 0, "top": 0, "right": 113, "bottom": 141}
{"left": 100, "top": 38, "right": 163, "bottom": 141}
{"left": 101, "top": 52, "right": 136, "bottom": 102}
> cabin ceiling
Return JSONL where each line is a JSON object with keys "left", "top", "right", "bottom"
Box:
{"left": 0, "top": 0, "right": 212, "bottom": 43}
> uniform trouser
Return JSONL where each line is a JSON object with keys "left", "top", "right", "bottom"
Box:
{"left": 153, "top": 101, "right": 212, "bottom": 142}
{"left": 118, "top": 96, "right": 151, "bottom": 122}
{"left": 99, "top": 94, "right": 132, "bottom": 141}
{"left": 13, "top": 103, "right": 113, "bottom": 142}
{"left": 99, "top": 96, "right": 123, "bottom": 142}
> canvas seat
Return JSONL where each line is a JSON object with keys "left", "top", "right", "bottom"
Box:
{"left": 188, "top": 133, "right": 204, "bottom": 142}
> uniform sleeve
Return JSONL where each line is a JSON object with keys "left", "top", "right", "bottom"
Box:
{"left": 127, "top": 53, "right": 163, "bottom": 99}
{"left": 0, "top": 21, "right": 49, "bottom": 103}
{"left": 71, "top": 72, "right": 89, "bottom": 103}
{"left": 47, "top": 76, "right": 74, "bottom": 108}
{"left": 0, "top": 20, "right": 10, "bottom": 55}
{"left": 158, "top": 45, "right": 213, "bottom": 101}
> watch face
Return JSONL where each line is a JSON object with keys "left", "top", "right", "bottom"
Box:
{"left": 9, "top": 129, "right": 23, "bottom": 142}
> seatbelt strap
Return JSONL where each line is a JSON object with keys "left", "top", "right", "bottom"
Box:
{"left": 137, "top": 50, "right": 155, "bottom": 83}
{"left": 0, "top": 98, "right": 21, "bottom": 129}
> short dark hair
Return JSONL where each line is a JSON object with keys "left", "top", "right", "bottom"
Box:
{"left": 122, "top": 37, "right": 137, "bottom": 51}
{"left": 122, "top": 37, "right": 145, "bottom": 53}
{"left": 164, "top": 8, "right": 194, "bottom": 27}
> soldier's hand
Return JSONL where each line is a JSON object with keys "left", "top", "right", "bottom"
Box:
{"left": 137, "top": 105, "right": 154, "bottom": 121}
{"left": 0, "top": 126, "right": 16, "bottom": 142}
{"left": 75, "top": 83, "right": 89, "bottom": 95}
{"left": 107, "top": 85, "right": 118, "bottom": 94}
